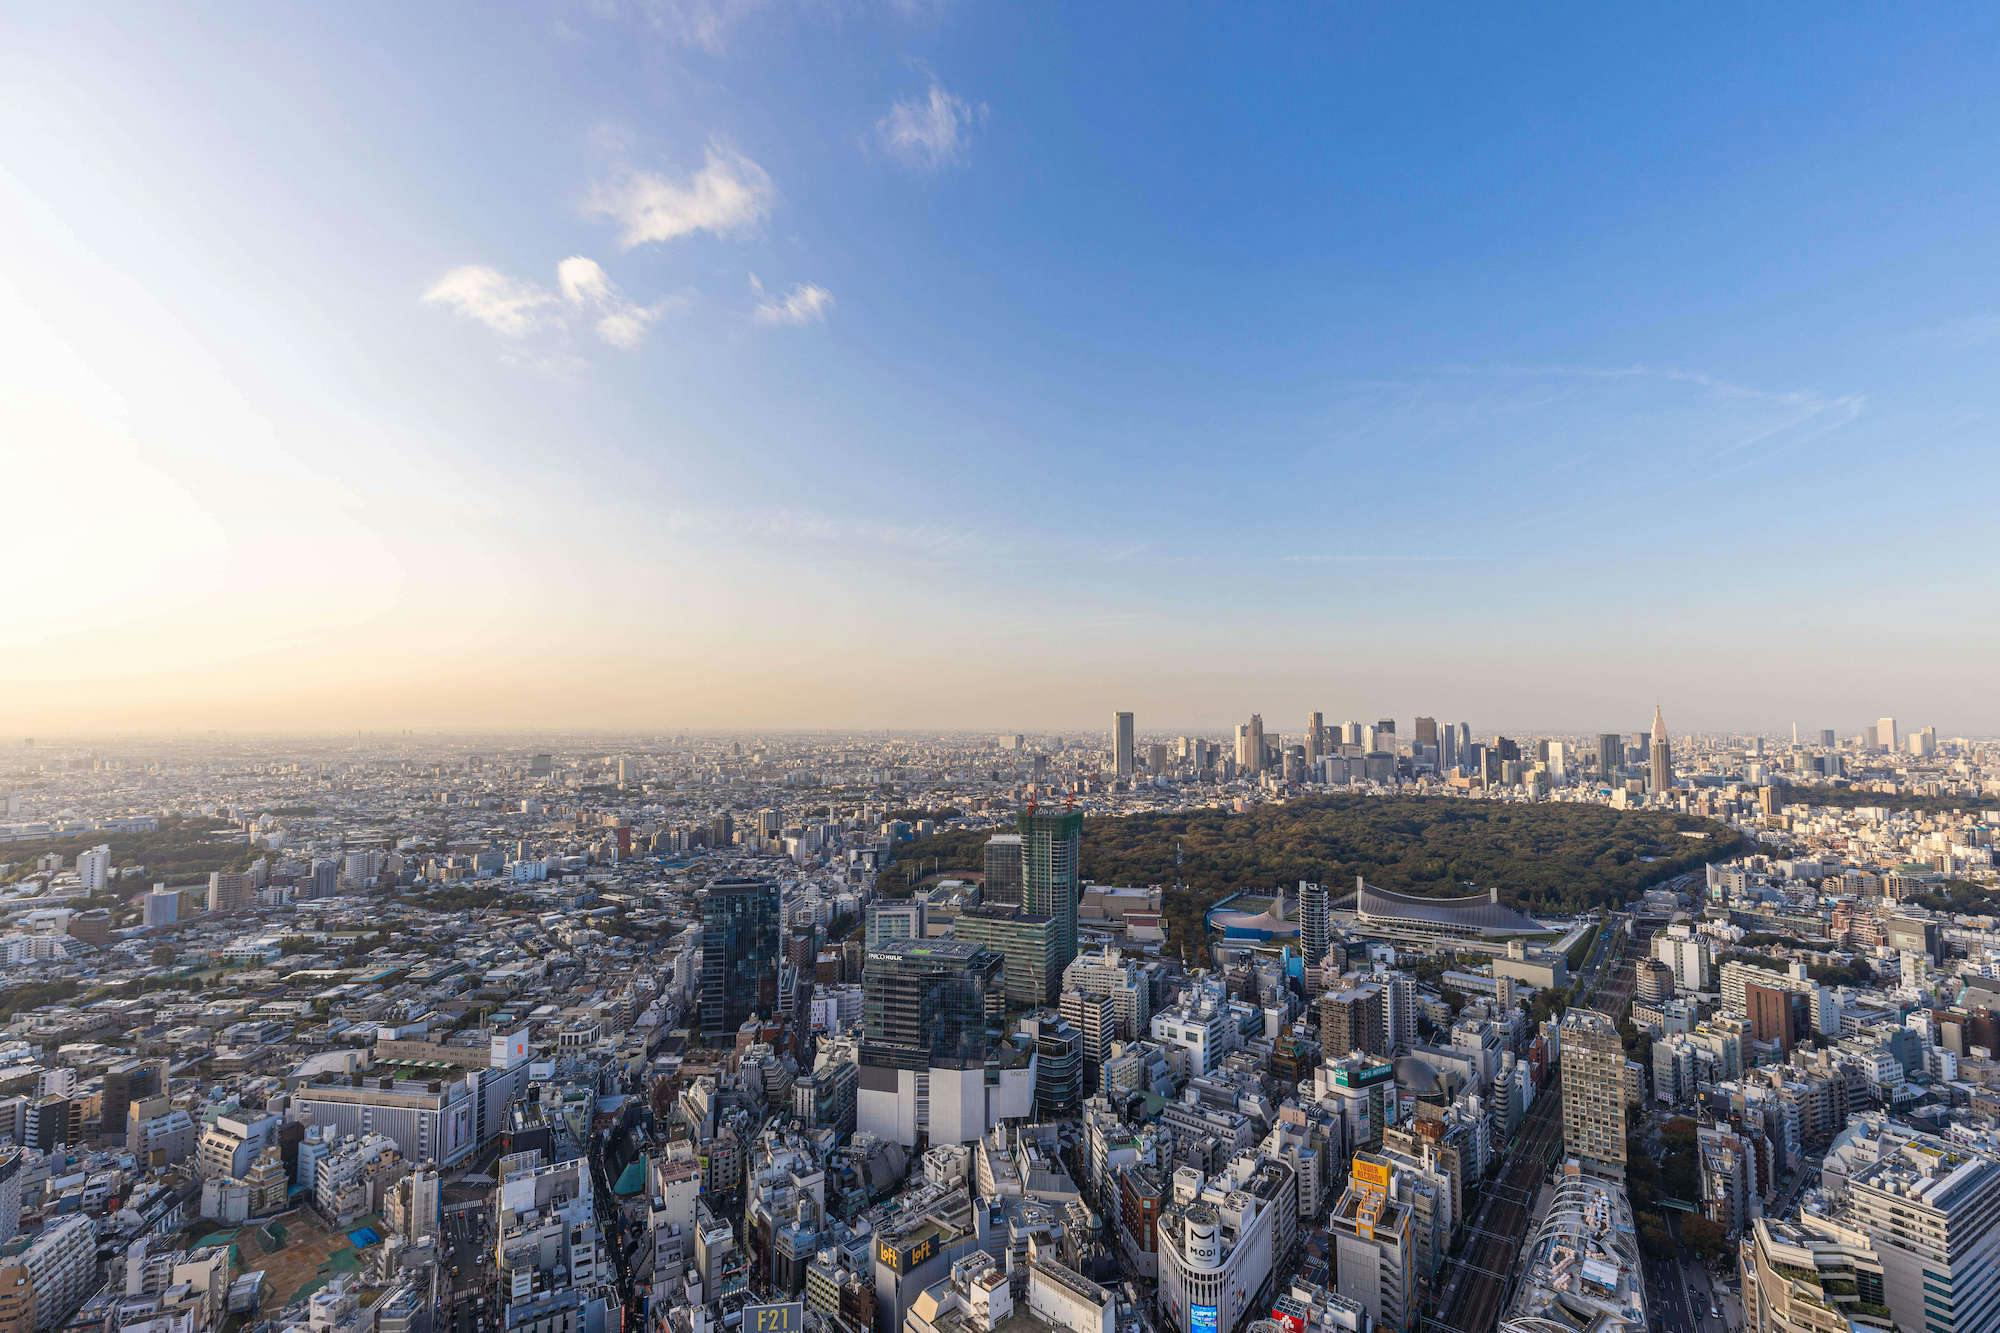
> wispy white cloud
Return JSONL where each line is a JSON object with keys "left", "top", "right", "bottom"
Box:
{"left": 750, "top": 275, "right": 834, "bottom": 327}
{"left": 557, "top": 255, "right": 675, "bottom": 347}
{"left": 422, "top": 266, "right": 559, "bottom": 337}
{"left": 875, "top": 81, "right": 982, "bottom": 170}
{"left": 585, "top": 144, "right": 774, "bottom": 248}
{"left": 425, "top": 256, "right": 672, "bottom": 352}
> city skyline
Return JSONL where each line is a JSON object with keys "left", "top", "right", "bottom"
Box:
{"left": 6, "top": 7, "right": 2000, "bottom": 732}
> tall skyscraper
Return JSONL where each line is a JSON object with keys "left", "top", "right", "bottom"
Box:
{"left": 1649, "top": 705, "right": 1672, "bottom": 794}
{"left": 860, "top": 939, "right": 1000, "bottom": 1071}
{"left": 1020, "top": 805, "right": 1084, "bottom": 974}
{"left": 1112, "top": 711, "right": 1136, "bottom": 778}
{"left": 953, "top": 905, "right": 1063, "bottom": 1008}
{"left": 700, "top": 876, "right": 782, "bottom": 1041}
{"left": 1438, "top": 721, "right": 1458, "bottom": 772}
{"left": 1305, "top": 711, "right": 1324, "bottom": 767}
{"left": 1597, "top": 733, "right": 1624, "bottom": 777}
{"left": 855, "top": 939, "right": 1028, "bottom": 1147}
{"left": 1558, "top": 1009, "right": 1627, "bottom": 1178}
{"left": 1240, "top": 713, "right": 1266, "bottom": 774}
{"left": 1412, "top": 716, "right": 1438, "bottom": 749}
{"left": 982, "top": 834, "right": 1024, "bottom": 906}
{"left": 1299, "top": 880, "right": 1331, "bottom": 967}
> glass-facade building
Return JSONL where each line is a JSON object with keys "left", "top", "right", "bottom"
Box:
{"left": 700, "top": 876, "right": 782, "bottom": 1041}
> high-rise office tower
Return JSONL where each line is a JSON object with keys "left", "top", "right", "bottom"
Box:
{"left": 700, "top": 876, "right": 782, "bottom": 1041}
{"left": 1597, "top": 733, "right": 1623, "bottom": 777}
{"left": 1343, "top": 720, "right": 1365, "bottom": 746}
{"left": 1874, "top": 717, "right": 1898, "bottom": 751}
{"left": 1819, "top": 729, "right": 1836, "bottom": 748}
{"left": 1112, "top": 711, "right": 1136, "bottom": 778}
{"left": 1649, "top": 705, "right": 1672, "bottom": 794}
{"left": 1558, "top": 1009, "right": 1627, "bottom": 1178}
{"left": 952, "top": 905, "right": 1063, "bottom": 1008}
{"left": 1412, "top": 717, "right": 1438, "bottom": 749}
{"left": 1299, "top": 880, "right": 1331, "bottom": 967}
{"left": 860, "top": 939, "right": 1001, "bottom": 1071}
{"left": 1305, "top": 711, "right": 1324, "bottom": 767}
{"left": 1246, "top": 714, "right": 1266, "bottom": 773}
{"left": 1020, "top": 806, "right": 1084, "bottom": 974}
{"left": 1438, "top": 721, "right": 1457, "bottom": 772}
{"left": 856, "top": 939, "right": 1025, "bottom": 1146}
{"left": 1546, "top": 740, "right": 1567, "bottom": 782}
{"left": 982, "top": 834, "right": 1024, "bottom": 906}
{"left": 1373, "top": 720, "right": 1396, "bottom": 754}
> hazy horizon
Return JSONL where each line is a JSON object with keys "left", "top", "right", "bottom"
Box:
{"left": 6, "top": 6, "right": 1999, "bottom": 736}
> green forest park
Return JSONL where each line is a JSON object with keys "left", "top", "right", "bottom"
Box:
{"left": 889, "top": 794, "right": 1745, "bottom": 947}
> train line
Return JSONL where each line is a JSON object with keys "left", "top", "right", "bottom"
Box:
{"left": 1424, "top": 915, "right": 1647, "bottom": 1333}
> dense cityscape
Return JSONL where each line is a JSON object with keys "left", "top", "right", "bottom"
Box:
{"left": 1, "top": 714, "right": 1996, "bottom": 1333}
{"left": 10, "top": 11, "right": 2000, "bottom": 1333}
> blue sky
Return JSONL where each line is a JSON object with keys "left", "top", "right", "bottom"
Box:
{"left": 3, "top": 4, "right": 1997, "bottom": 734}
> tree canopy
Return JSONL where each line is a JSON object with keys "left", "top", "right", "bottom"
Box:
{"left": 891, "top": 795, "right": 1742, "bottom": 947}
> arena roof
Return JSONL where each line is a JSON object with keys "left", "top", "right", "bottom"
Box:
{"left": 1351, "top": 878, "right": 1546, "bottom": 934}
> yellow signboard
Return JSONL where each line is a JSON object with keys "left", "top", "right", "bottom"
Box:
{"left": 1351, "top": 1158, "right": 1390, "bottom": 1192}
{"left": 877, "top": 1236, "right": 938, "bottom": 1273}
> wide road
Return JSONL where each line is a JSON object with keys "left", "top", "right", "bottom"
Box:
{"left": 1427, "top": 913, "right": 1644, "bottom": 1333}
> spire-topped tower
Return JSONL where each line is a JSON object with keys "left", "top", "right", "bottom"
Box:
{"left": 1649, "top": 704, "right": 1672, "bottom": 796}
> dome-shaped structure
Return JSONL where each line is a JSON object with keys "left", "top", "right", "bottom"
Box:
{"left": 1394, "top": 1054, "right": 1462, "bottom": 1105}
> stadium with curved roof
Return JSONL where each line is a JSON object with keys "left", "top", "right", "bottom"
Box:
{"left": 1332, "top": 875, "right": 1548, "bottom": 943}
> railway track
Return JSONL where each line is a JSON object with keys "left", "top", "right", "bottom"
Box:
{"left": 1425, "top": 916, "right": 1647, "bottom": 1333}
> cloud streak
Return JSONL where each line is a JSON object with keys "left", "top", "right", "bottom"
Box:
{"left": 422, "top": 266, "right": 558, "bottom": 337}
{"left": 876, "top": 81, "right": 982, "bottom": 170}
{"left": 425, "top": 255, "right": 671, "bottom": 351}
{"left": 751, "top": 276, "right": 834, "bottom": 327}
{"left": 585, "top": 144, "right": 774, "bottom": 248}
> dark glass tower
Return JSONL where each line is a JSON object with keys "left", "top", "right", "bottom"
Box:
{"left": 861, "top": 938, "right": 1001, "bottom": 1071}
{"left": 700, "top": 875, "right": 781, "bottom": 1042}
{"left": 1018, "top": 806, "right": 1083, "bottom": 975}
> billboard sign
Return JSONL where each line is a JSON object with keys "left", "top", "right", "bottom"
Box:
{"left": 745, "top": 1305, "right": 804, "bottom": 1333}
